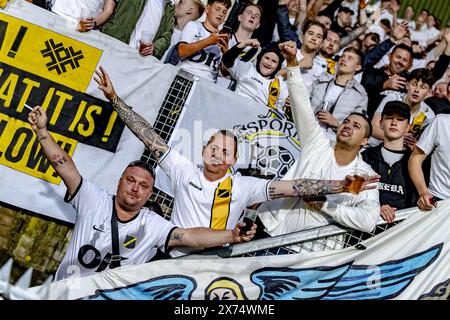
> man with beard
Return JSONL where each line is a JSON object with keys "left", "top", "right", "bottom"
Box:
{"left": 94, "top": 67, "right": 377, "bottom": 256}
{"left": 363, "top": 29, "right": 450, "bottom": 119}
{"left": 258, "top": 41, "right": 380, "bottom": 236}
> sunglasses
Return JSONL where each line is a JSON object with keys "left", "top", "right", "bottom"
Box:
{"left": 127, "top": 160, "right": 156, "bottom": 177}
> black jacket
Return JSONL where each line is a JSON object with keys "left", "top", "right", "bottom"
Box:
{"left": 362, "top": 144, "right": 417, "bottom": 209}
{"left": 362, "top": 53, "right": 450, "bottom": 120}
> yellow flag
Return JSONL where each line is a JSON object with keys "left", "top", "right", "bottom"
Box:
{"left": 0, "top": 13, "right": 102, "bottom": 91}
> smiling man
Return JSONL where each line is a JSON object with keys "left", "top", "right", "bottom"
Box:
{"left": 258, "top": 41, "right": 380, "bottom": 237}
{"left": 222, "top": 40, "right": 288, "bottom": 110}
{"left": 28, "top": 106, "right": 258, "bottom": 282}
{"left": 94, "top": 67, "right": 378, "bottom": 255}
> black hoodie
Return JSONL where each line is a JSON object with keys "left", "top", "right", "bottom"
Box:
{"left": 362, "top": 144, "right": 418, "bottom": 210}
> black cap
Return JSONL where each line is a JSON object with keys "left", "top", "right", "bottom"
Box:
{"left": 381, "top": 101, "right": 411, "bottom": 121}
{"left": 338, "top": 6, "right": 354, "bottom": 15}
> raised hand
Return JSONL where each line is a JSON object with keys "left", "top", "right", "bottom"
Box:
{"left": 279, "top": 41, "right": 298, "bottom": 64}
{"left": 94, "top": 66, "right": 118, "bottom": 101}
{"left": 28, "top": 106, "right": 48, "bottom": 133}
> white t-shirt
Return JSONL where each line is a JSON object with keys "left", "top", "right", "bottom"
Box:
{"left": 129, "top": 0, "right": 165, "bottom": 49}
{"left": 285, "top": 50, "right": 327, "bottom": 93}
{"left": 159, "top": 149, "right": 270, "bottom": 230}
{"left": 55, "top": 179, "right": 175, "bottom": 281}
{"left": 258, "top": 67, "right": 380, "bottom": 237}
{"left": 416, "top": 114, "right": 450, "bottom": 200}
{"left": 229, "top": 59, "right": 288, "bottom": 110}
{"left": 52, "top": 0, "right": 105, "bottom": 22}
{"left": 410, "top": 29, "right": 429, "bottom": 47}
{"left": 177, "top": 21, "right": 223, "bottom": 82}
{"left": 159, "top": 149, "right": 270, "bottom": 256}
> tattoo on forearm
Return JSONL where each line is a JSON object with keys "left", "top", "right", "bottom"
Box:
{"left": 111, "top": 97, "right": 168, "bottom": 160}
{"left": 51, "top": 154, "right": 68, "bottom": 168}
{"left": 292, "top": 179, "right": 344, "bottom": 197}
{"left": 170, "top": 231, "right": 184, "bottom": 242}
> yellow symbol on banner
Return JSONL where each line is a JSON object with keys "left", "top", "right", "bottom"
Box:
{"left": 0, "top": 114, "right": 77, "bottom": 184}
{"left": 0, "top": 0, "right": 9, "bottom": 9}
{"left": 0, "top": 13, "right": 102, "bottom": 92}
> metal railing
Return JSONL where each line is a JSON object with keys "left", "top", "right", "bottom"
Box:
{"left": 191, "top": 207, "right": 416, "bottom": 258}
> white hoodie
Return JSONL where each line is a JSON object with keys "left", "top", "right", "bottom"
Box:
{"left": 258, "top": 67, "right": 380, "bottom": 236}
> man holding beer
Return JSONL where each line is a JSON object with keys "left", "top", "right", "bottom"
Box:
{"left": 258, "top": 41, "right": 381, "bottom": 237}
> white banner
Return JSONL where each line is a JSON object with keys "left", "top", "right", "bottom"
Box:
{"left": 44, "top": 200, "right": 450, "bottom": 300}
{"left": 0, "top": 1, "right": 178, "bottom": 223}
{"left": 155, "top": 76, "right": 302, "bottom": 197}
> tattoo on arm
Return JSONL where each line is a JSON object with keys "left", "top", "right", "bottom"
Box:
{"left": 51, "top": 154, "right": 68, "bottom": 168}
{"left": 268, "top": 179, "right": 345, "bottom": 199}
{"left": 292, "top": 179, "right": 344, "bottom": 197}
{"left": 170, "top": 231, "right": 184, "bottom": 242}
{"left": 111, "top": 97, "right": 168, "bottom": 160}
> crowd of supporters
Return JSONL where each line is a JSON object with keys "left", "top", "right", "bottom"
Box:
{"left": 27, "top": 0, "right": 450, "bottom": 235}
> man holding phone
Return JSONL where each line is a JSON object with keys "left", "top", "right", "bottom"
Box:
{"left": 177, "top": 0, "right": 232, "bottom": 82}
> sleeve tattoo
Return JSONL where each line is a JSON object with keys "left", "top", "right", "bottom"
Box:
{"left": 111, "top": 97, "right": 168, "bottom": 160}
{"left": 269, "top": 179, "right": 345, "bottom": 199}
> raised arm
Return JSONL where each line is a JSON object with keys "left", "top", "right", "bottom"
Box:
{"left": 267, "top": 175, "right": 379, "bottom": 199}
{"left": 167, "top": 223, "right": 256, "bottom": 248}
{"left": 28, "top": 106, "right": 81, "bottom": 195}
{"left": 94, "top": 67, "right": 168, "bottom": 161}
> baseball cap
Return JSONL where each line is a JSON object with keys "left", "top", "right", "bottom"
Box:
{"left": 381, "top": 101, "right": 411, "bottom": 121}
{"left": 338, "top": 6, "right": 355, "bottom": 15}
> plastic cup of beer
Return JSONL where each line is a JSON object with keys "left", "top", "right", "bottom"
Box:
{"left": 240, "top": 208, "right": 257, "bottom": 235}
{"left": 139, "top": 31, "right": 154, "bottom": 54}
{"left": 79, "top": 7, "right": 93, "bottom": 19}
{"left": 349, "top": 169, "right": 368, "bottom": 194}
{"left": 359, "top": 0, "right": 369, "bottom": 9}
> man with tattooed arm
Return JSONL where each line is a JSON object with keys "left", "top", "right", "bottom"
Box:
{"left": 93, "top": 67, "right": 378, "bottom": 255}
{"left": 28, "top": 106, "right": 257, "bottom": 281}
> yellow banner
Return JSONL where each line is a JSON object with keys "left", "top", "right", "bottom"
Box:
{"left": 0, "top": 114, "right": 77, "bottom": 184}
{"left": 0, "top": 1, "right": 8, "bottom": 9}
{"left": 0, "top": 13, "right": 102, "bottom": 91}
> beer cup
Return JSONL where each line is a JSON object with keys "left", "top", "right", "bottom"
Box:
{"left": 349, "top": 169, "right": 368, "bottom": 194}
{"left": 139, "top": 31, "right": 154, "bottom": 55}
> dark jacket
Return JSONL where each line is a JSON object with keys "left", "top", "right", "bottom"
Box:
{"left": 276, "top": 5, "right": 301, "bottom": 48}
{"left": 362, "top": 53, "right": 450, "bottom": 119}
{"left": 362, "top": 144, "right": 417, "bottom": 210}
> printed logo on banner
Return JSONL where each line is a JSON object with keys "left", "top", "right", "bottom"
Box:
{"left": 233, "top": 109, "right": 301, "bottom": 178}
{"left": 0, "top": 13, "right": 100, "bottom": 91}
{"left": 0, "top": 13, "right": 125, "bottom": 184}
{"left": 41, "top": 39, "right": 84, "bottom": 75}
